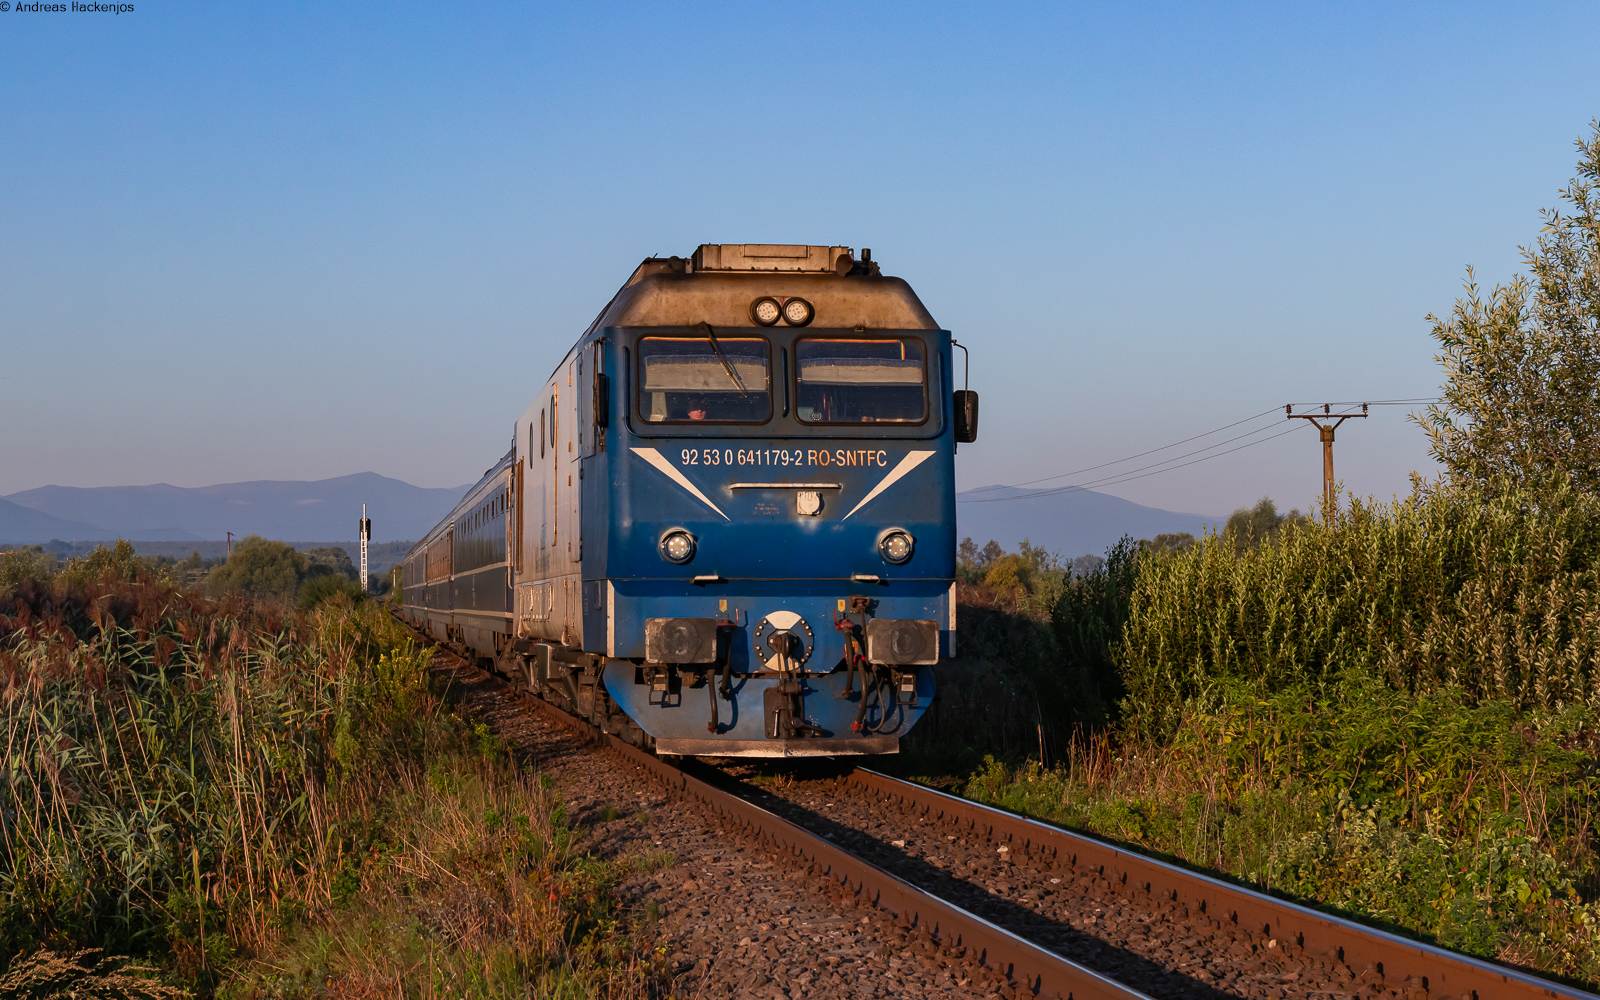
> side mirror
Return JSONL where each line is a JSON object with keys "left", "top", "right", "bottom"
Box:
{"left": 953, "top": 390, "right": 979, "bottom": 443}
{"left": 594, "top": 372, "right": 610, "bottom": 428}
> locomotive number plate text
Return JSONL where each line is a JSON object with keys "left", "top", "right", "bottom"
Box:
{"left": 679, "top": 447, "right": 892, "bottom": 468}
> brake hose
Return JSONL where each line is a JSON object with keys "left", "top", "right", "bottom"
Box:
{"left": 708, "top": 625, "right": 735, "bottom": 733}
{"left": 852, "top": 664, "right": 876, "bottom": 732}
{"left": 834, "top": 614, "right": 860, "bottom": 698}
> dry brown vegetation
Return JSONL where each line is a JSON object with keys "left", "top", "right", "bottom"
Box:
{"left": 0, "top": 555, "right": 664, "bottom": 999}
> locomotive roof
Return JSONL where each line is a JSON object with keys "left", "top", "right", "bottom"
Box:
{"left": 583, "top": 244, "right": 940, "bottom": 333}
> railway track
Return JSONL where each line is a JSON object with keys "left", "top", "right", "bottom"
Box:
{"left": 719, "top": 765, "right": 1597, "bottom": 1000}
{"left": 418, "top": 625, "right": 1595, "bottom": 1000}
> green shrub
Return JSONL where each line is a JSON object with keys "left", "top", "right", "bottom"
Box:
{"left": 2, "top": 542, "right": 208, "bottom": 592}
{"left": 1051, "top": 536, "right": 1141, "bottom": 726}
{"left": 296, "top": 572, "right": 363, "bottom": 610}
{"left": 1222, "top": 496, "right": 1307, "bottom": 553}
{"left": 55, "top": 539, "right": 143, "bottom": 589}
{"left": 1119, "top": 479, "right": 1600, "bottom": 741}
{"left": 962, "top": 679, "right": 1600, "bottom": 982}
{"left": 951, "top": 478, "right": 1600, "bottom": 986}
{"left": 0, "top": 547, "right": 55, "bottom": 589}
{"left": 205, "top": 536, "right": 306, "bottom": 599}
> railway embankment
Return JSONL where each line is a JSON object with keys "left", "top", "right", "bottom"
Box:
{"left": 0, "top": 564, "right": 665, "bottom": 998}
{"left": 924, "top": 480, "right": 1600, "bottom": 993}
{"left": 434, "top": 629, "right": 1595, "bottom": 1000}
{"left": 723, "top": 761, "right": 1596, "bottom": 1000}
{"left": 436, "top": 644, "right": 1018, "bottom": 999}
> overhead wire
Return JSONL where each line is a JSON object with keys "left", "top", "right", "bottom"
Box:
{"left": 961, "top": 410, "right": 1289, "bottom": 500}
{"left": 959, "top": 424, "right": 1305, "bottom": 503}
{"left": 961, "top": 406, "right": 1283, "bottom": 494}
{"left": 1288, "top": 397, "right": 1439, "bottom": 407}
{"left": 958, "top": 396, "right": 1440, "bottom": 505}
{"left": 977, "top": 419, "right": 1292, "bottom": 497}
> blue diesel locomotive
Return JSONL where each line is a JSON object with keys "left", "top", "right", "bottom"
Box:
{"left": 399, "top": 244, "right": 978, "bottom": 757}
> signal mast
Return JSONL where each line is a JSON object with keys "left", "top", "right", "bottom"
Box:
{"left": 358, "top": 504, "right": 371, "bottom": 592}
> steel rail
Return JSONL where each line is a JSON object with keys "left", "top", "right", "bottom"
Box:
{"left": 496, "top": 682, "right": 1150, "bottom": 1000}
{"left": 411, "top": 617, "right": 1595, "bottom": 1000}
{"left": 847, "top": 769, "right": 1597, "bottom": 1000}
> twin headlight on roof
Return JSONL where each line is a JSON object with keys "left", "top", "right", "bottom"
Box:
{"left": 750, "top": 297, "right": 814, "bottom": 327}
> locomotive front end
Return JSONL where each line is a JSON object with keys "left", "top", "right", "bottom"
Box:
{"left": 578, "top": 246, "right": 973, "bottom": 756}
{"left": 494, "top": 245, "right": 977, "bottom": 757}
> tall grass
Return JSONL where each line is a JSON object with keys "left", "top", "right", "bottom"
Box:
{"left": 965, "top": 682, "right": 1600, "bottom": 981}
{"left": 1121, "top": 481, "right": 1600, "bottom": 740}
{"left": 948, "top": 480, "right": 1600, "bottom": 986}
{"left": 0, "top": 572, "right": 661, "bottom": 997}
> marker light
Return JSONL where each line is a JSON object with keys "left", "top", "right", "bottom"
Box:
{"left": 751, "top": 297, "right": 782, "bottom": 326}
{"left": 781, "top": 297, "right": 815, "bottom": 327}
{"left": 879, "top": 529, "right": 914, "bottom": 564}
{"left": 660, "top": 529, "right": 696, "bottom": 564}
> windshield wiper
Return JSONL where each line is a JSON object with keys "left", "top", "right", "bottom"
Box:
{"left": 700, "top": 322, "right": 749, "bottom": 395}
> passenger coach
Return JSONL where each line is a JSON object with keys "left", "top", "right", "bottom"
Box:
{"left": 400, "top": 244, "right": 978, "bottom": 756}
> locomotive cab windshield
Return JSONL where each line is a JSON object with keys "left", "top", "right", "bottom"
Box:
{"left": 635, "top": 330, "right": 932, "bottom": 430}
{"left": 795, "top": 337, "right": 926, "bottom": 424}
{"left": 638, "top": 333, "right": 771, "bottom": 423}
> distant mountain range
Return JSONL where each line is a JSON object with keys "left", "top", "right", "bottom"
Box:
{"left": 956, "top": 485, "right": 1219, "bottom": 559}
{"left": 0, "top": 497, "right": 113, "bottom": 544}
{"left": 3, "top": 473, "right": 1218, "bottom": 559}
{"left": 1, "top": 473, "right": 470, "bottom": 545}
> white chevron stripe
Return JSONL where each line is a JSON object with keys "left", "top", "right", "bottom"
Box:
{"left": 631, "top": 447, "right": 730, "bottom": 520}
{"left": 842, "top": 450, "right": 936, "bottom": 520}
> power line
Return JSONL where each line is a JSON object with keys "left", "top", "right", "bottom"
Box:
{"left": 962, "top": 414, "right": 1293, "bottom": 499}
{"left": 1287, "top": 397, "right": 1438, "bottom": 407}
{"left": 961, "top": 407, "right": 1283, "bottom": 494}
{"left": 959, "top": 424, "right": 1306, "bottom": 503}
{"left": 1007, "top": 420, "right": 1292, "bottom": 495}
{"left": 1077, "top": 424, "right": 1308, "bottom": 493}
{"left": 960, "top": 395, "right": 1437, "bottom": 505}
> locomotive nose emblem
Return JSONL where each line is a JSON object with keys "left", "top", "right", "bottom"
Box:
{"left": 796, "top": 490, "right": 822, "bottom": 516}
{"left": 753, "top": 611, "right": 814, "bottom": 669}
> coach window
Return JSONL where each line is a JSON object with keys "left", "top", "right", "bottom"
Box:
{"left": 796, "top": 337, "right": 927, "bottom": 423}
{"left": 637, "top": 334, "right": 771, "bottom": 423}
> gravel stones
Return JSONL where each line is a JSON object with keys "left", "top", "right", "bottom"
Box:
{"left": 431, "top": 645, "right": 1427, "bottom": 1000}
{"left": 728, "top": 766, "right": 1419, "bottom": 1000}
{"left": 440, "top": 663, "right": 1007, "bottom": 999}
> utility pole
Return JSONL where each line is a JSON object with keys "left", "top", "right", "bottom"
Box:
{"left": 358, "top": 504, "right": 371, "bottom": 592}
{"left": 226, "top": 531, "right": 234, "bottom": 558}
{"left": 1286, "top": 403, "right": 1368, "bottom": 525}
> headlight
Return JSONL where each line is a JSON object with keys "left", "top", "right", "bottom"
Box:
{"left": 781, "top": 297, "right": 814, "bottom": 326}
{"left": 750, "top": 297, "right": 781, "bottom": 326}
{"left": 879, "top": 529, "right": 914, "bottom": 564}
{"left": 660, "top": 529, "right": 696, "bottom": 564}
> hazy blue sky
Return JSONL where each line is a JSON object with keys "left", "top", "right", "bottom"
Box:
{"left": 4, "top": 3, "right": 1598, "bottom": 517}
